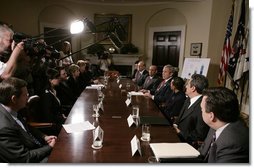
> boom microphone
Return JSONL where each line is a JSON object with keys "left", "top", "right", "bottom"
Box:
{"left": 108, "top": 32, "right": 123, "bottom": 49}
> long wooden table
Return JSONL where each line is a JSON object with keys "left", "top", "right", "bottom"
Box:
{"left": 47, "top": 77, "right": 180, "bottom": 163}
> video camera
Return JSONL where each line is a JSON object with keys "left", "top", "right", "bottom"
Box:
{"left": 13, "top": 32, "right": 60, "bottom": 59}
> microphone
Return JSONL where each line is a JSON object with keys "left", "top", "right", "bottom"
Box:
{"left": 108, "top": 32, "right": 123, "bottom": 49}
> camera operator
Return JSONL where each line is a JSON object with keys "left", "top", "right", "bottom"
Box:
{"left": 0, "top": 22, "right": 24, "bottom": 81}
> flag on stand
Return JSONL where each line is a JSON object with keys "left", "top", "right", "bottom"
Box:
{"left": 233, "top": 25, "right": 249, "bottom": 82}
{"left": 227, "top": 0, "right": 247, "bottom": 85}
{"left": 217, "top": 4, "right": 234, "bottom": 85}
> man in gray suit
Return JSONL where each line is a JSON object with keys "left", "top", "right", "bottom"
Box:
{"left": 0, "top": 77, "right": 57, "bottom": 162}
{"left": 139, "top": 65, "right": 161, "bottom": 94}
{"left": 199, "top": 87, "right": 249, "bottom": 163}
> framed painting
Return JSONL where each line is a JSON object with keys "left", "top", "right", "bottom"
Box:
{"left": 94, "top": 14, "right": 132, "bottom": 44}
{"left": 190, "top": 43, "right": 202, "bottom": 57}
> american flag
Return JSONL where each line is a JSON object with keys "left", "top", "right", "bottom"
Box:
{"left": 228, "top": 0, "right": 246, "bottom": 83}
{"left": 217, "top": 5, "right": 234, "bottom": 85}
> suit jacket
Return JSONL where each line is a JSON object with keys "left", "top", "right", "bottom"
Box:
{"left": 0, "top": 104, "right": 52, "bottom": 163}
{"left": 40, "top": 89, "right": 65, "bottom": 135}
{"left": 175, "top": 97, "right": 209, "bottom": 145}
{"left": 134, "top": 70, "right": 149, "bottom": 87}
{"left": 163, "top": 91, "right": 186, "bottom": 119}
{"left": 153, "top": 78, "right": 173, "bottom": 106}
{"left": 55, "top": 81, "right": 76, "bottom": 107}
{"left": 142, "top": 75, "right": 162, "bottom": 94}
{"left": 199, "top": 120, "right": 249, "bottom": 163}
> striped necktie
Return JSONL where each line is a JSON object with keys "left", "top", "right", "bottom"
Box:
{"left": 204, "top": 133, "right": 216, "bottom": 162}
{"left": 17, "top": 114, "right": 42, "bottom": 146}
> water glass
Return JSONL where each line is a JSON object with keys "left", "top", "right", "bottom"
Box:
{"left": 132, "top": 105, "right": 139, "bottom": 126}
{"left": 92, "top": 129, "right": 103, "bottom": 149}
{"left": 141, "top": 124, "right": 151, "bottom": 141}
{"left": 92, "top": 104, "right": 100, "bottom": 117}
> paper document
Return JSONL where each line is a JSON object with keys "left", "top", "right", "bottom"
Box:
{"left": 150, "top": 143, "right": 200, "bottom": 159}
{"left": 86, "top": 84, "right": 105, "bottom": 89}
{"left": 129, "top": 91, "right": 144, "bottom": 96}
{"left": 63, "top": 121, "right": 95, "bottom": 133}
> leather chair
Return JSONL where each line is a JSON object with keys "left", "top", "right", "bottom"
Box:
{"left": 25, "top": 95, "right": 56, "bottom": 134}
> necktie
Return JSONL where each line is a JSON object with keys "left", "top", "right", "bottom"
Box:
{"left": 143, "top": 77, "right": 151, "bottom": 88}
{"left": 17, "top": 114, "right": 42, "bottom": 146}
{"left": 135, "top": 71, "right": 141, "bottom": 82}
{"left": 204, "top": 133, "right": 216, "bottom": 162}
{"left": 156, "top": 80, "right": 165, "bottom": 91}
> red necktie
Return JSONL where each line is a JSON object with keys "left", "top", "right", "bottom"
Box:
{"left": 156, "top": 80, "right": 165, "bottom": 91}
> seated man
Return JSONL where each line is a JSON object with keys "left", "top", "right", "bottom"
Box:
{"left": 199, "top": 87, "right": 249, "bottom": 163}
{"left": 132, "top": 60, "right": 148, "bottom": 87}
{"left": 173, "top": 74, "right": 209, "bottom": 147}
{"left": 139, "top": 65, "right": 161, "bottom": 94}
{"left": 0, "top": 77, "right": 56, "bottom": 162}
{"left": 144, "top": 64, "right": 175, "bottom": 106}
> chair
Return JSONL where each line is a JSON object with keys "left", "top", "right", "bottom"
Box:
{"left": 25, "top": 95, "right": 56, "bottom": 134}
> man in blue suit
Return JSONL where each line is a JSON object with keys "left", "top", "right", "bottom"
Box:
{"left": 199, "top": 87, "right": 249, "bottom": 163}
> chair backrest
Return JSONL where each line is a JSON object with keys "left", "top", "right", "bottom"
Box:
{"left": 26, "top": 95, "right": 42, "bottom": 122}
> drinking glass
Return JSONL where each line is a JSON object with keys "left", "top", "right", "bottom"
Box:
{"left": 141, "top": 124, "right": 151, "bottom": 141}
{"left": 92, "top": 104, "right": 100, "bottom": 117}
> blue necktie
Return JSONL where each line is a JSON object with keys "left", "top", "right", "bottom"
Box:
{"left": 17, "top": 114, "right": 42, "bottom": 146}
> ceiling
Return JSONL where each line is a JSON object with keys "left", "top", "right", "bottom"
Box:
{"left": 64, "top": 0, "right": 204, "bottom": 6}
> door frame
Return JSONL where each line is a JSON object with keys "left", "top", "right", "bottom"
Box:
{"left": 147, "top": 25, "right": 186, "bottom": 76}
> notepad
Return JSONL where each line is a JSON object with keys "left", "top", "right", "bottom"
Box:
{"left": 140, "top": 116, "right": 170, "bottom": 126}
{"left": 150, "top": 143, "right": 200, "bottom": 160}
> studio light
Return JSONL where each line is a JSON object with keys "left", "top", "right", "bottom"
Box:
{"left": 70, "top": 20, "right": 85, "bottom": 34}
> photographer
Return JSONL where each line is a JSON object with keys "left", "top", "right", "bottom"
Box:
{"left": 0, "top": 22, "right": 24, "bottom": 81}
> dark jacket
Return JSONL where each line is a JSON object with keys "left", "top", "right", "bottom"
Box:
{"left": 175, "top": 97, "right": 209, "bottom": 145}
{"left": 0, "top": 104, "right": 52, "bottom": 163}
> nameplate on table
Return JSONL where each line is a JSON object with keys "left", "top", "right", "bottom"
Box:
{"left": 125, "top": 98, "right": 131, "bottom": 106}
{"left": 127, "top": 114, "right": 135, "bottom": 127}
{"left": 130, "top": 135, "right": 142, "bottom": 156}
{"left": 93, "top": 126, "right": 104, "bottom": 142}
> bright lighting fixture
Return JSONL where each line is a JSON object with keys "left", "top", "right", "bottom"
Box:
{"left": 70, "top": 20, "right": 85, "bottom": 34}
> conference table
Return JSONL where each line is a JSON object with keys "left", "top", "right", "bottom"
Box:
{"left": 47, "top": 77, "right": 180, "bottom": 163}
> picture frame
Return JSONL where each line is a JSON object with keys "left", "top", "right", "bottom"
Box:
{"left": 190, "top": 43, "right": 202, "bottom": 57}
{"left": 94, "top": 13, "right": 132, "bottom": 44}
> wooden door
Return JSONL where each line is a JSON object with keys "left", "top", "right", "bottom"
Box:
{"left": 152, "top": 31, "right": 181, "bottom": 75}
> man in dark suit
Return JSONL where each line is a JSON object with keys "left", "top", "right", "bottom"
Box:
{"left": 132, "top": 60, "right": 148, "bottom": 87}
{"left": 199, "top": 87, "right": 249, "bottom": 163}
{"left": 0, "top": 77, "right": 56, "bottom": 163}
{"left": 139, "top": 65, "right": 161, "bottom": 94}
{"left": 173, "top": 74, "right": 209, "bottom": 147}
{"left": 144, "top": 64, "right": 175, "bottom": 106}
